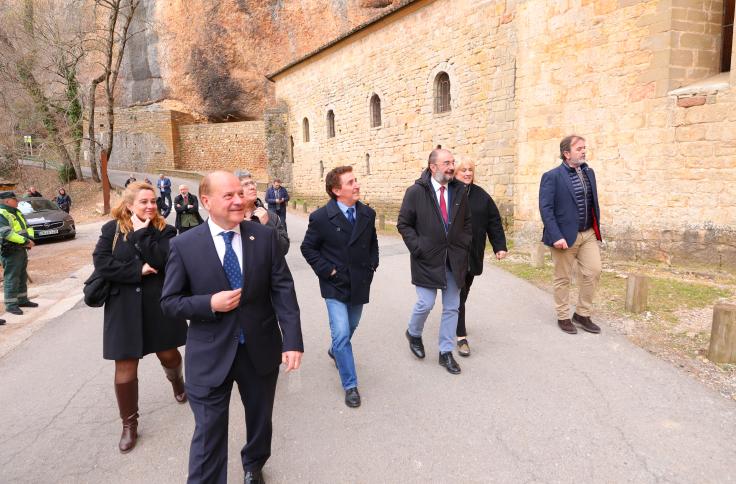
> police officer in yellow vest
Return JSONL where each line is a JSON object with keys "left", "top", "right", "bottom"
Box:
{"left": 0, "top": 191, "right": 38, "bottom": 316}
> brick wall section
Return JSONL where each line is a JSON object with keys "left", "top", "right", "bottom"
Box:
{"left": 272, "top": 0, "right": 517, "bottom": 218}
{"left": 176, "top": 121, "right": 268, "bottom": 180}
{"left": 102, "top": 107, "right": 177, "bottom": 172}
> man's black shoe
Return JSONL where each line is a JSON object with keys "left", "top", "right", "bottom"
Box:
{"left": 345, "top": 387, "right": 361, "bottom": 408}
{"left": 573, "top": 313, "right": 601, "bottom": 334}
{"left": 439, "top": 351, "right": 461, "bottom": 375}
{"left": 18, "top": 301, "right": 38, "bottom": 308}
{"left": 244, "top": 469, "right": 264, "bottom": 484}
{"left": 6, "top": 307, "right": 23, "bottom": 315}
{"left": 327, "top": 348, "right": 337, "bottom": 368}
{"left": 0, "top": 318, "right": 5, "bottom": 325}
{"left": 406, "top": 330, "right": 425, "bottom": 359}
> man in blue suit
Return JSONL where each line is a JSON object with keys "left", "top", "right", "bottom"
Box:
{"left": 301, "top": 166, "right": 378, "bottom": 408}
{"left": 161, "top": 170, "right": 303, "bottom": 484}
{"left": 539, "top": 135, "right": 602, "bottom": 335}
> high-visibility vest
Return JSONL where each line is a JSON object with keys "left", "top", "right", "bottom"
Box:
{"left": 0, "top": 207, "right": 34, "bottom": 245}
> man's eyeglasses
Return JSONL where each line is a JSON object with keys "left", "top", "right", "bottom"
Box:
{"left": 241, "top": 181, "right": 256, "bottom": 187}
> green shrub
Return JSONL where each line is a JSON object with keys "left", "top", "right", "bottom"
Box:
{"left": 58, "top": 164, "right": 77, "bottom": 183}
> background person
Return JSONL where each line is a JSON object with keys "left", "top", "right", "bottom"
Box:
{"left": 453, "top": 159, "right": 507, "bottom": 357}
{"left": 265, "top": 178, "right": 290, "bottom": 225}
{"left": 157, "top": 174, "right": 172, "bottom": 216}
{"left": 241, "top": 176, "right": 289, "bottom": 256}
{"left": 55, "top": 188, "right": 72, "bottom": 213}
{"left": 174, "top": 184, "right": 203, "bottom": 234}
{"left": 26, "top": 186, "right": 42, "bottom": 198}
{"left": 92, "top": 181, "right": 188, "bottom": 453}
{"left": 0, "top": 191, "right": 37, "bottom": 316}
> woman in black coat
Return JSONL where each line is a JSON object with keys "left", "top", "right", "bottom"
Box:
{"left": 92, "top": 181, "right": 188, "bottom": 454}
{"left": 454, "top": 160, "right": 508, "bottom": 357}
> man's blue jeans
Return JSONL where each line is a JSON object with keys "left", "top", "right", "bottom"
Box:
{"left": 325, "top": 299, "right": 363, "bottom": 390}
{"left": 407, "top": 269, "right": 460, "bottom": 353}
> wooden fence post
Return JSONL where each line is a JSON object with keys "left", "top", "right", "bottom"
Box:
{"left": 625, "top": 274, "right": 649, "bottom": 313}
{"left": 302, "top": 202, "right": 308, "bottom": 213}
{"left": 379, "top": 213, "right": 386, "bottom": 230}
{"left": 708, "top": 304, "right": 736, "bottom": 364}
{"left": 531, "top": 244, "right": 547, "bottom": 268}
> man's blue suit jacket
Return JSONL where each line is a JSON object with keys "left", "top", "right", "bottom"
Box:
{"left": 161, "top": 220, "right": 303, "bottom": 388}
{"left": 539, "top": 162, "right": 601, "bottom": 248}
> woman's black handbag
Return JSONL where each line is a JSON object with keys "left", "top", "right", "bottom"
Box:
{"left": 83, "top": 225, "right": 119, "bottom": 308}
{"left": 83, "top": 271, "right": 110, "bottom": 307}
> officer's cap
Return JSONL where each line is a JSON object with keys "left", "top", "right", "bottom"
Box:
{"left": 0, "top": 191, "right": 17, "bottom": 200}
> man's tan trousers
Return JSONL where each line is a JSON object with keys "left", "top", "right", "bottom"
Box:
{"left": 549, "top": 228, "right": 601, "bottom": 320}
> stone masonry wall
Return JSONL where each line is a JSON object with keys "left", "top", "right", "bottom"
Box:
{"left": 104, "top": 107, "right": 177, "bottom": 172}
{"left": 176, "top": 121, "right": 267, "bottom": 180}
{"left": 272, "top": 0, "right": 517, "bottom": 218}
{"left": 513, "top": 0, "right": 736, "bottom": 268}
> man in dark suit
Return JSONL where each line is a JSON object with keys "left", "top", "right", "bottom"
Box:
{"left": 161, "top": 170, "right": 303, "bottom": 484}
{"left": 265, "top": 178, "right": 290, "bottom": 226}
{"left": 397, "top": 148, "right": 472, "bottom": 375}
{"left": 300, "top": 166, "right": 378, "bottom": 408}
{"left": 173, "top": 184, "right": 204, "bottom": 234}
{"left": 539, "top": 134, "right": 602, "bottom": 335}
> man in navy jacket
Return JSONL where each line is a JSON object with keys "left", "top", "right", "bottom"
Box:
{"left": 539, "top": 135, "right": 602, "bottom": 335}
{"left": 161, "top": 171, "right": 303, "bottom": 484}
{"left": 301, "top": 166, "right": 378, "bottom": 408}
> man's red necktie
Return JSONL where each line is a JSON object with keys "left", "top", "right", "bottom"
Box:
{"left": 439, "top": 186, "right": 448, "bottom": 224}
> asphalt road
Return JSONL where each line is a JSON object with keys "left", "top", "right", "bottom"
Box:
{"left": 1, "top": 209, "right": 735, "bottom": 483}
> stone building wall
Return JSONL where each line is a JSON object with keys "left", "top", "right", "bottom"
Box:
{"left": 105, "top": 107, "right": 178, "bottom": 172}
{"left": 271, "top": 0, "right": 517, "bottom": 217}
{"left": 513, "top": 0, "right": 736, "bottom": 267}
{"left": 176, "top": 121, "right": 267, "bottom": 179}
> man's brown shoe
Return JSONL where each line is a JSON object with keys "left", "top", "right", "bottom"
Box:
{"left": 558, "top": 319, "right": 577, "bottom": 334}
{"left": 573, "top": 313, "right": 601, "bottom": 334}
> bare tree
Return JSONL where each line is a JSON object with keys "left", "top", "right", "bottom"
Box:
{"left": 0, "top": 0, "right": 79, "bottom": 177}
{"left": 85, "top": 0, "right": 141, "bottom": 211}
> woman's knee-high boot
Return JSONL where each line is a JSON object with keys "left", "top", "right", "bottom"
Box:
{"left": 114, "top": 379, "right": 139, "bottom": 453}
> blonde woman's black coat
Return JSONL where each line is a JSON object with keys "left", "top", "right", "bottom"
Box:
{"left": 93, "top": 220, "right": 187, "bottom": 360}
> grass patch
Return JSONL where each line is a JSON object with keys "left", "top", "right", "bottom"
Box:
{"left": 647, "top": 278, "right": 730, "bottom": 323}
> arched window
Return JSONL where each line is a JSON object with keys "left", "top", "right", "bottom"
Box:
{"left": 434, "top": 72, "right": 451, "bottom": 113}
{"left": 289, "top": 136, "right": 294, "bottom": 163}
{"left": 319, "top": 160, "right": 324, "bottom": 179}
{"left": 370, "top": 94, "right": 381, "bottom": 128}
{"left": 723, "top": 0, "right": 734, "bottom": 72}
{"left": 326, "top": 110, "right": 335, "bottom": 138}
{"left": 366, "top": 153, "right": 371, "bottom": 175}
{"left": 302, "top": 118, "right": 310, "bottom": 142}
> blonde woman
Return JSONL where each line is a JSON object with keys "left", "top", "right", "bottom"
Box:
{"left": 92, "top": 182, "right": 188, "bottom": 453}
{"left": 454, "top": 160, "right": 508, "bottom": 357}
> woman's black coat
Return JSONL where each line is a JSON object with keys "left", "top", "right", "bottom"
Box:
{"left": 92, "top": 220, "right": 187, "bottom": 360}
{"left": 466, "top": 183, "right": 507, "bottom": 276}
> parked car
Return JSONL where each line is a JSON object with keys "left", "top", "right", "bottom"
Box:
{"left": 18, "top": 197, "right": 76, "bottom": 241}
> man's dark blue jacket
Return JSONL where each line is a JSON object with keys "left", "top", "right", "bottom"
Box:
{"left": 539, "top": 162, "right": 601, "bottom": 247}
{"left": 300, "top": 199, "right": 379, "bottom": 306}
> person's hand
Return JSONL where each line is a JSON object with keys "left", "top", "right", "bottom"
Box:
{"left": 553, "top": 238, "right": 568, "bottom": 250}
{"left": 131, "top": 213, "right": 150, "bottom": 231}
{"left": 176, "top": 204, "right": 181, "bottom": 208}
{"left": 25, "top": 240, "right": 34, "bottom": 250}
{"left": 496, "top": 250, "right": 508, "bottom": 260}
{"left": 253, "top": 207, "right": 269, "bottom": 225}
{"left": 187, "top": 205, "right": 193, "bottom": 209}
{"left": 210, "top": 288, "right": 242, "bottom": 313}
{"left": 282, "top": 351, "right": 303, "bottom": 372}
{"left": 142, "top": 263, "right": 158, "bottom": 276}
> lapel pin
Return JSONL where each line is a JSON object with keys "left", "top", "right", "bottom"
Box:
{"left": 249, "top": 235, "right": 255, "bottom": 240}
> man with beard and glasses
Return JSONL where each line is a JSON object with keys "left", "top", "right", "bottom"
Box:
{"left": 397, "top": 148, "right": 472, "bottom": 375}
{"left": 539, "top": 135, "right": 602, "bottom": 335}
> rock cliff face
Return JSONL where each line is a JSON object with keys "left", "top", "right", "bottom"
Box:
{"left": 121, "top": 0, "right": 402, "bottom": 121}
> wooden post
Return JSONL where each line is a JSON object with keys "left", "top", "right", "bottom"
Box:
{"left": 302, "top": 202, "right": 308, "bottom": 213}
{"left": 379, "top": 213, "right": 386, "bottom": 230}
{"left": 708, "top": 304, "right": 736, "bottom": 364}
{"left": 291, "top": 201, "right": 296, "bottom": 209}
{"left": 625, "top": 274, "right": 649, "bottom": 313}
{"left": 531, "top": 244, "right": 546, "bottom": 268}
{"left": 100, "top": 150, "right": 111, "bottom": 214}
